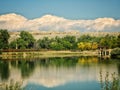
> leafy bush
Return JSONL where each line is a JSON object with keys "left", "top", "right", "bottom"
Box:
{"left": 111, "top": 48, "right": 120, "bottom": 58}
{"left": 0, "top": 50, "right": 2, "bottom": 54}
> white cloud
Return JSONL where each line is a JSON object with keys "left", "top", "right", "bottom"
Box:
{"left": 0, "top": 13, "right": 27, "bottom": 31}
{"left": 0, "top": 13, "right": 120, "bottom": 32}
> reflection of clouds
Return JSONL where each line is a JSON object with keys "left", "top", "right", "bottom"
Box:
{"left": 1, "top": 61, "right": 119, "bottom": 88}
{"left": 26, "top": 64, "right": 118, "bottom": 87}
{"left": 6, "top": 67, "right": 22, "bottom": 82}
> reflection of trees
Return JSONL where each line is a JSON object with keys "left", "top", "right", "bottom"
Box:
{"left": 10, "top": 61, "right": 18, "bottom": 68}
{"left": 49, "top": 57, "right": 78, "bottom": 67}
{"left": 38, "top": 57, "right": 78, "bottom": 68}
{"left": 37, "top": 56, "right": 99, "bottom": 68}
{"left": 0, "top": 79, "right": 23, "bottom": 90}
{"left": 99, "top": 58, "right": 120, "bottom": 77}
{"left": 0, "top": 60, "right": 10, "bottom": 80}
{"left": 117, "top": 64, "right": 120, "bottom": 75}
{"left": 17, "top": 60, "right": 35, "bottom": 79}
{"left": 1, "top": 56, "right": 119, "bottom": 83}
{"left": 77, "top": 56, "right": 98, "bottom": 66}
{"left": 0, "top": 60, "right": 36, "bottom": 79}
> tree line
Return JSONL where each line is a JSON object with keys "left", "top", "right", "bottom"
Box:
{"left": 0, "top": 29, "right": 120, "bottom": 50}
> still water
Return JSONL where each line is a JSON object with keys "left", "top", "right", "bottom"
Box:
{"left": 0, "top": 56, "right": 120, "bottom": 90}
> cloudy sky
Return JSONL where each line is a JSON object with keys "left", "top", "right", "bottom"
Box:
{"left": 0, "top": 0, "right": 120, "bottom": 32}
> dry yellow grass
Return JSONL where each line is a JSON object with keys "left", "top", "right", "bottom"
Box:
{"left": 0, "top": 50, "right": 98, "bottom": 60}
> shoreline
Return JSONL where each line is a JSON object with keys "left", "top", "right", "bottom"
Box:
{"left": 0, "top": 50, "right": 98, "bottom": 60}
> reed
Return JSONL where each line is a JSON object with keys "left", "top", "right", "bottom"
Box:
{"left": 0, "top": 79, "right": 23, "bottom": 90}
{"left": 100, "top": 71, "right": 120, "bottom": 90}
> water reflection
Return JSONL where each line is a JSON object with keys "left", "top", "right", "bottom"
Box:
{"left": 0, "top": 57, "right": 119, "bottom": 90}
{"left": 117, "top": 64, "right": 120, "bottom": 75}
{"left": 0, "top": 61, "right": 10, "bottom": 80}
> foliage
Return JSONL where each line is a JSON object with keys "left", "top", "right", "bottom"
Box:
{"left": 37, "top": 37, "right": 51, "bottom": 49}
{"left": 9, "top": 40, "right": 17, "bottom": 49}
{"left": 37, "top": 36, "right": 76, "bottom": 50}
{"left": 111, "top": 48, "right": 120, "bottom": 58}
{"left": 20, "top": 31, "right": 35, "bottom": 49}
{"left": 77, "top": 42, "right": 85, "bottom": 50}
{"left": 77, "top": 34, "right": 118, "bottom": 49}
{"left": 117, "top": 34, "right": 120, "bottom": 48}
{"left": 77, "top": 42, "right": 98, "bottom": 50}
{"left": 91, "top": 42, "right": 98, "bottom": 50}
{"left": 77, "top": 35, "right": 94, "bottom": 42}
{"left": 10, "top": 31, "right": 35, "bottom": 49}
{"left": 0, "top": 50, "right": 2, "bottom": 54}
{"left": 99, "top": 35, "right": 118, "bottom": 48}
{"left": 0, "top": 29, "right": 120, "bottom": 50}
{"left": 9, "top": 33, "right": 119, "bottom": 50}
{"left": 50, "top": 42, "right": 64, "bottom": 50}
{"left": 0, "top": 29, "right": 10, "bottom": 49}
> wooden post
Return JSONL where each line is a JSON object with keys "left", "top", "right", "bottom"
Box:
{"left": 23, "top": 52, "right": 26, "bottom": 58}
{"left": 16, "top": 43, "right": 18, "bottom": 49}
{"left": 104, "top": 49, "right": 106, "bottom": 56}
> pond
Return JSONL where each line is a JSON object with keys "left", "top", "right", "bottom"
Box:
{"left": 0, "top": 56, "right": 120, "bottom": 90}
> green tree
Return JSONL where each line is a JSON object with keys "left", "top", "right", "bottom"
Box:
{"left": 62, "top": 40, "right": 72, "bottom": 50}
{"left": 9, "top": 38, "right": 27, "bottom": 49}
{"left": 99, "top": 35, "right": 117, "bottom": 48}
{"left": 50, "top": 41, "right": 64, "bottom": 50}
{"left": 100, "top": 38, "right": 109, "bottom": 47}
{"left": 63, "top": 36, "right": 76, "bottom": 43}
{"left": 20, "top": 31, "right": 35, "bottom": 49}
{"left": 9, "top": 40, "right": 17, "bottom": 49}
{"left": 63, "top": 36, "right": 76, "bottom": 50}
{"left": 9, "top": 31, "right": 35, "bottom": 49}
{"left": 37, "top": 37, "right": 51, "bottom": 49}
{"left": 17, "top": 38, "right": 27, "bottom": 49}
{"left": 117, "top": 34, "right": 120, "bottom": 48}
{"left": 0, "top": 29, "right": 10, "bottom": 49}
{"left": 111, "top": 48, "right": 120, "bottom": 58}
{"left": 78, "top": 35, "right": 93, "bottom": 42}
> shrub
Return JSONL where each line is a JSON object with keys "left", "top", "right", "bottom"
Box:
{"left": 111, "top": 48, "right": 120, "bottom": 58}
{"left": 0, "top": 50, "right": 2, "bottom": 54}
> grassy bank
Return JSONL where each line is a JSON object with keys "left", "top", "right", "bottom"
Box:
{"left": 0, "top": 50, "right": 98, "bottom": 60}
